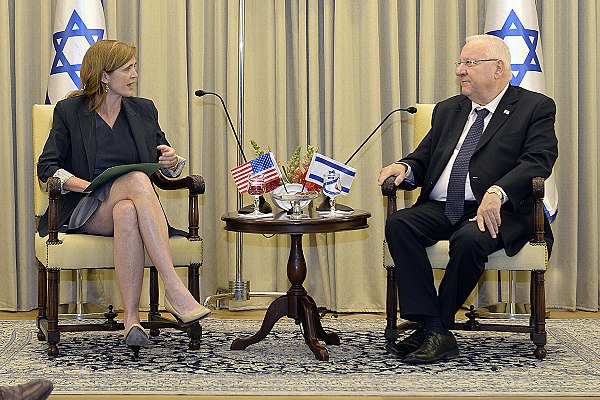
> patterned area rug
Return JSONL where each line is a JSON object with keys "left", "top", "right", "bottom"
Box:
{"left": 1, "top": 318, "right": 599, "bottom": 396}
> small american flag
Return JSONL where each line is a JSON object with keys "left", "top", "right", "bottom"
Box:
{"left": 231, "top": 152, "right": 282, "bottom": 194}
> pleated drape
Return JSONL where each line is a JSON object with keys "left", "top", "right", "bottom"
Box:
{"left": 1, "top": 0, "right": 598, "bottom": 313}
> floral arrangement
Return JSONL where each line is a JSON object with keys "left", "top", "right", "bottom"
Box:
{"left": 250, "top": 140, "right": 321, "bottom": 191}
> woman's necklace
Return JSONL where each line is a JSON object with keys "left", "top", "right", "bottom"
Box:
{"left": 98, "top": 107, "right": 120, "bottom": 128}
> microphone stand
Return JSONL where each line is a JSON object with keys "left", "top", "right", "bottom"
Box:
{"left": 196, "top": 61, "right": 284, "bottom": 312}
{"left": 317, "top": 107, "right": 417, "bottom": 212}
{"left": 195, "top": 89, "right": 271, "bottom": 214}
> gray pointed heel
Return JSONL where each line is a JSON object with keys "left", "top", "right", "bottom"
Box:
{"left": 125, "top": 323, "right": 149, "bottom": 358}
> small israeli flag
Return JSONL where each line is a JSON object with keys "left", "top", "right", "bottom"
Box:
{"left": 46, "top": 0, "right": 105, "bottom": 104}
{"left": 485, "top": 0, "right": 558, "bottom": 222}
{"left": 305, "top": 153, "right": 356, "bottom": 196}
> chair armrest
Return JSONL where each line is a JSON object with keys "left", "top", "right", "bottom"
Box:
{"left": 532, "top": 176, "right": 545, "bottom": 244}
{"left": 153, "top": 174, "right": 205, "bottom": 195}
{"left": 381, "top": 176, "right": 401, "bottom": 217}
{"left": 381, "top": 176, "right": 399, "bottom": 196}
{"left": 154, "top": 174, "right": 205, "bottom": 240}
{"left": 380, "top": 175, "right": 546, "bottom": 244}
{"left": 47, "top": 177, "right": 62, "bottom": 244}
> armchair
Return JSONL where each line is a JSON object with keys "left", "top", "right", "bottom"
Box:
{"left": 33, "top": 104, "right": 205, "bottom": 357}
{"left": 382, "top": 104, "right": 549, "bottom": 359}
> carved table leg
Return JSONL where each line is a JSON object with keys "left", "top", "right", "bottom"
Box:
{"left": 230, "top": 295, "right": 288, "bottom": 350}
{"left": 306, "top": 295, "right": 340, "bottom": 345}
{"left": 230, "top": 233, "right": 339, "bottom": 360}
{"left": 299, "top": 297, "right": 331, "bottom": 360}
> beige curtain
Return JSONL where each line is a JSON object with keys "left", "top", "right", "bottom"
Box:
{"left": 1, "top": 0, "right": 598, "bottom": 313}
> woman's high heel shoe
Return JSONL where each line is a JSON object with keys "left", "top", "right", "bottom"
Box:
{"left": 164, "top": 297, "right": 211, "bottom": 326}
{"left": 124, "top": 323, "right": 149, "bottom": 358}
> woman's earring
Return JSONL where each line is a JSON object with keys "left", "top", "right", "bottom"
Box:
{"left": 105, "top": 84, "right": 109, "bottom": 93}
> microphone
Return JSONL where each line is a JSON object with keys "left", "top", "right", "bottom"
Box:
{"left": 344, "top": 107, "right": 417, "bottom": 165}
{"left": 195, "top": 89, "right": 247, "bottom": 163}
{"left": 317, "top": 106, "right": 418, "bottom": 212}
{"left": 196, "top": 89, "right": 271, "bottom": 213}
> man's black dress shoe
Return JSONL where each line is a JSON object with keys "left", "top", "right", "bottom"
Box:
{"left": 385, "top": 327, "right": 428, "bottom": 358}
{"left": 0, "top": 379, "right": 53, "bottom": 400}
{"left": 401, "top": 331, "right": 459, "bottom": 364}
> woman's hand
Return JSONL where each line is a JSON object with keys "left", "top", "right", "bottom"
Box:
{"left": 157, "top": 145, "right": 178, "bottom": 169}
{"left": 63, "top": 176, "right": 91, "bottom": 193}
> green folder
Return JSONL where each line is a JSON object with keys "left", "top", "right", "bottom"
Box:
{"left": 83, "top": 163, "right": 163, "bottom": 193}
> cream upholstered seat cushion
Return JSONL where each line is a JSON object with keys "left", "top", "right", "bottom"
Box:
{"left": 384, "top": 241, "right": 547, "bottom": 272}
{"left": 35, "top": 233, "right": 202, "bottom": 270}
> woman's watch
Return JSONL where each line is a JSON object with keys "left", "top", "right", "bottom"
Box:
{"left": 486, "top": 186, "right": 504, "bottom": 202}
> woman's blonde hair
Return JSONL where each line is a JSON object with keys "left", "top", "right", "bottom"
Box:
{"left": 68, "top": 40, "right": 136, "bottom": 112}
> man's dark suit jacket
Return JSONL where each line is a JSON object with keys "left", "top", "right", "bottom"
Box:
{"left": 37, "top": 96, "right": 171, "bottom": 237}
{"left": 398, "top": 85, "right": 558, "bottom": 256}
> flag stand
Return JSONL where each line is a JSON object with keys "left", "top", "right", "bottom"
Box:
{"left": 316, "top": 196, "right": 354, "bottom": 212}
{"left": 238, "top": 195, "right": 272, "bottom": 214}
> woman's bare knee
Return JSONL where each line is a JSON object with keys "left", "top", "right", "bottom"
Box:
{"left": 116, "top": 171, "right": 153, "bottom": 192}
{"left": 113, "top": 199, "right": 138, "bottom": 228}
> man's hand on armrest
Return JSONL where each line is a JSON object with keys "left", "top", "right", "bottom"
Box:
{"left": 378, "top": 163, "right": 407, "bottom": 186}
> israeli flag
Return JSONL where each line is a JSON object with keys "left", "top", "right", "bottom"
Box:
{"left": 485, "top": 0, "right": 559, "bottom": 222}
{"left": 305, "top": 153, "right": 356, "bottom": 195}
{"left": 46, "top": 0, "right": 105, "bottom": 104}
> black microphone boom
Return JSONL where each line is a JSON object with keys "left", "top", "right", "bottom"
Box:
{"left": 195, "top": 89, "right": 247, "bottom": 163}
{"left": 196, "top": 89, "right": 272, "bottom": 214}
{"left": 317, "top": 106, "right": 417, "bottom": 213}
{"left": 344, "top": 106, "right": 417, "bottom": 165}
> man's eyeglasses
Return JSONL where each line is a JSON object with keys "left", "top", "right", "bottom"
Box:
{"left": 455, "top": 59, "right": 498, "bottom": 68}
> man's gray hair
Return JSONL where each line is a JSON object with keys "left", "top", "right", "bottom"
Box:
{"left": 466, "top": 34, "right": 512, "bottom": 80}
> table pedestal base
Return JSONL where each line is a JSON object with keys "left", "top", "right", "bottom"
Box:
{"left": 230, "top": 234, "right": 340, "bottom": 361}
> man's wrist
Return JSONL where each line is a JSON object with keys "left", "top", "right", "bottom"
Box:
{"left": 486, "top": 186, "right": 505, "bottom": 203}
{"left": 394, "top": 161, "right": 408, "bottom": 174}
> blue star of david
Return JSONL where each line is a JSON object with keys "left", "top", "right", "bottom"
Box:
{"left": 50, "top": 10, "right": 104, "bottom": 88}
{"left": 486, "top": 9, "right": 541, "bottom": 86}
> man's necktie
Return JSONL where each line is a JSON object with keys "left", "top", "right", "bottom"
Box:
{"left": 444, "top": 108, "right": 490, "bottom": 224}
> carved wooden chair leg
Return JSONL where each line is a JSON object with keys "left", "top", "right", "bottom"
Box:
{"left": 186, "top": 324, "right": 202, "bottom": 351}
{"left": 185, "top": 263, "right": 202, "bottom": 351}
{"left": 531, "top": 271, "right": 547, "bottom": 360}
{"left": 385, "top": 267, "right": 399, "bottom": 344}
{"left": 529, "top": 270, "right": 535, "bottom": 330}
{"left": 148, "top": 267, "right": 161, "bottom": 337}
{"left": 188, "top": 263, "right": 201, "bottom": 302}
{"left": 37, "top": 260, "right": 48, "bottom": 341}
{"left": 46, "top": 269, "right": 60, "bottom": 357}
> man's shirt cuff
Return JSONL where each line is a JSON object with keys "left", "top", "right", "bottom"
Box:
{"left": 394, "top": 161, "right": 415, "bottom": 185}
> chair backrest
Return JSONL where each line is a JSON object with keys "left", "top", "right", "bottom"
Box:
{"left": 32, "top": 104, "right": 55, "bottom": 218}
{"left": 414, "top": 103, "right": 435, "bottom": 146}
{"left": 404, "top": 103, "right": 435, "bottom": 202}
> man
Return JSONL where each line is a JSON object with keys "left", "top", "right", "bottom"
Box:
{"left": 377, "top": 34, "right": 557, "bottom": 364}
{"left": 0, "top": 379, "right": 53, "bottom": 400}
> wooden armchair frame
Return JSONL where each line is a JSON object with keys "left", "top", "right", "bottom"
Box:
{"left": 34, "top": 104, "right": 206, "bottom": 357}
{"left": 381, "top": 175, "right": 548, "bottom": 360}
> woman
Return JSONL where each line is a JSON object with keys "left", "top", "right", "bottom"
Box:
{"left": 37, "top": 40, "right": 210, "bottom": 352}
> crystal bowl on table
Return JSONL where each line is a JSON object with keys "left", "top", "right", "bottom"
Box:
{"left": 270, "top": 184, "right": 318, "bottom": 211}
{"left": 270, "top": 184, "right": 320, "bottom": 219}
